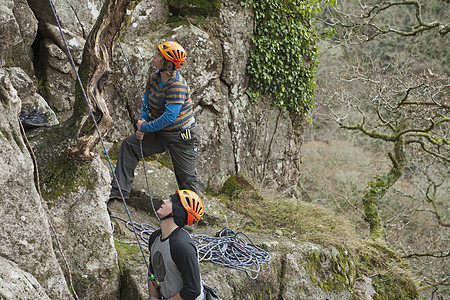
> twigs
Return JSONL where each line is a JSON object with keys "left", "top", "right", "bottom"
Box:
{"left": 321, "top": 0, "right": 449, "bottom": 42}
{"left": 419, "top": 276, "right": 450, "bottom": 291}
{"left": 403, "top": 251, "right": 450, "bottom": 259}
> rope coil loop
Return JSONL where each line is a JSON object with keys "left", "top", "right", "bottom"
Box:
{"left": 111, "top": 219, "right": 271, "bottom": 279}
{"left": 193, "top": 228, "right": 271, "bottom": 279}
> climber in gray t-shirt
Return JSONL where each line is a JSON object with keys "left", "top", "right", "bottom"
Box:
{"left": 147, "top": 190, "right": 205, "bottom": 300}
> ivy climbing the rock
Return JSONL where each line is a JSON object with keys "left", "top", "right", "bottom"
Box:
{"left": 241, "top": 0, "right": 336, "bottom": 116}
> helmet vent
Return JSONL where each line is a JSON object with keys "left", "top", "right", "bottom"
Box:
{"left": 157, "top": 41, "right": 187, "bottom": 69}
{"left": 176, "top": 189, "right": 203, "bottom": 226}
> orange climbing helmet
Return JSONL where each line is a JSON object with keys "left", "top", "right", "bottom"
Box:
{"left": 177, "top": 189, "right": 203, "bottom": 226}
{"left": 157, "top": 41, "right": 187, "bottom": 69}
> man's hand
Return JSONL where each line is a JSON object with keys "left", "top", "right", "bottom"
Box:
{"left": 136, "top": 119, "right": 145, "bottom": 140}
{"left": 136, "top": 130, "right": 144, "bottom": 140}
{"left": 137, "top": 119, "right": 145, "bottom": 131}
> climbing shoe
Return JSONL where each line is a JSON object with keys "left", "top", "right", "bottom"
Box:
{"left": 19, "top": 110, "right": 29, "bottom": 123}
{"left": 109, "top": 187, "right": 130, "bottom": 200}
{"left": 21, "top": 108, "right": 48, "bottom": 128}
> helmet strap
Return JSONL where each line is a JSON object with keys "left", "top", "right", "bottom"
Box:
{"left": 160, "top": 212, "right": 174, "bottom": 222}
{"left": 159, "top": 60, "right": 175, "bottom": 76}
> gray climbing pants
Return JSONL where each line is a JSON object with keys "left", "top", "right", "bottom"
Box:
{"left": 111, "top": 125, "right": 201, "bottom": 195}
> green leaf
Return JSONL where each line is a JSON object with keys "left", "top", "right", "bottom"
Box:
{"left": 242, "top": 0, "right": 334, "bottom": 114}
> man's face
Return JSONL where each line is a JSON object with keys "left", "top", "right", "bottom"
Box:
{"left": 152, "top": 51, "right": 164, "bottom": 70}
{"left": 157, "top": 197, "right": 173, "bottom": 218}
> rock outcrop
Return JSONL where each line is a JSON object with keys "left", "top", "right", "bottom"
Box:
{"left": 13, "top": 0, "right": 304, "bottom": 192}
{"left": 0, "top": 0, "right": 419, "bottom": 299}
{"left": 0, "top": 69, "right": 72, "bottom": 300}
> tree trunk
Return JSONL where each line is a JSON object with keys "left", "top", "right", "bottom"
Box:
{"left": 68, "top": 0, "right": 142, "bottom": 161}
{"left": 362, "top": 135, "right": 407, "bottom": 239}
{"left": 28, "top": 0, "right": 141, "bottom": 199}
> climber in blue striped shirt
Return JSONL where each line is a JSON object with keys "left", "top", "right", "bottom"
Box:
{"left": 110, "top": 41, "right": 201, "bottom": 202}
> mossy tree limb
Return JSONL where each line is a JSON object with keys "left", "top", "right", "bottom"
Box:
{"left": 338, "top": 81, "right": 448, "bottom": 240}
{"left": 361, "top": 135, "right": 406, "bottom": 239}
{"left": 325, "top": 0, "right": 449, "bottom": 41}
{"left": 340, "top": 118, "right": 410, "bottom": 240}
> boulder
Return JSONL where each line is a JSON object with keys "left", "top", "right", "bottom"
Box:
{"left": 0, "top": 256, "right": 51, "bottom": 300}
{"left": 0, "top": 68, "right": 72, "bottom": 300}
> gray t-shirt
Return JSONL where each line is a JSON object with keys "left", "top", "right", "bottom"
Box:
{"left": 149, "top": 227, "right": 204, "bottom": 299}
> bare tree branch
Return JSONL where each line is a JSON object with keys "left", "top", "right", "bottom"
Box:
{"left": 337, "top": 193, "right": 365, "bottom": 216}
{"left": 403, "top": 251, "right": 450, "bottom": 259}
{"left": 398, "top": 117, "right": 449, "bottom": 140}
{"left": 419, "top": 276, "right": 450, "bottom": 291}
{"left": 365, "top": 1, "right": 445, "bottom": 36}
{"left": 338, "top": 119, "right": 397, "bottom": 141}
{"left": 407, "top": 139, "right": 450, "bottom": 162}
{"left": 322, "top": 0, "right": 449, "bottom": 43}
{"left": 423, "top": 180, "right": 450, "bottom": 227}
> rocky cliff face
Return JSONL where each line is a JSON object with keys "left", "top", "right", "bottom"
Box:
{"left": 12, "top": 0, "right": 304, "bottom": 193}
{"left": 0, "top": 0, "right": 418, "bottom": 299}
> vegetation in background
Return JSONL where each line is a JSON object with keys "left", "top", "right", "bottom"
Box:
{"left": 311, "top": 0, "right": 449, "bottom": 297}
{"left": 241, "top": 0, "right": 336, "bottom": 117}
{"left": 217, "top": 174, "right": 419, "bottom": 298}
{"left": 320, "top": 0, "right": 448, "bottom": 241}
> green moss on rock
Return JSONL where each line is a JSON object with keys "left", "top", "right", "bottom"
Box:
{"left": 40, "top": 156, "right": 96, "bottom": 201}
{"left": 219, "top": 174, "right": 253, "bottom": 198}
{"left": 354, "top": 242, "right": 419, "bottom": 299}
{"left": 114, "top": 240, "right": 140, "bottom": 271}
{"left": 168, "top": 0, "right": 221, "bottom": 17}
{"left": 0, "top": 128, "right": 8, "bottom": 139}
{"left": 305, "top": 248, "right": 357, "bottom": 293}
{"left": 373, "top": 274, "right": 419, "bottom": 299}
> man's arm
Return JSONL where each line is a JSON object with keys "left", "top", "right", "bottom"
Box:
{"left": 149, "top": 281, "right": 159, "bottom": 299}
{"left": 168, "top": 292, "right": 183, "bottom": 300}
{"left": 171, "top": 235, "right": 202, "bottom": 299}
{"left": 139, "top": 102, "right": 182, "bottom": 132}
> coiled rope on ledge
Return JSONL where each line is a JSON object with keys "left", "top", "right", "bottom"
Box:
{"left": 110, "top": 216, "right": 271, "bottom": 279}
{"left": 194, "top": 228, "right": 271, "bottom": 280}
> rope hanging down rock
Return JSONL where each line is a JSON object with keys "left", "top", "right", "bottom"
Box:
{"left": 47, "top": 0, "right": 156, "bottom": 296}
